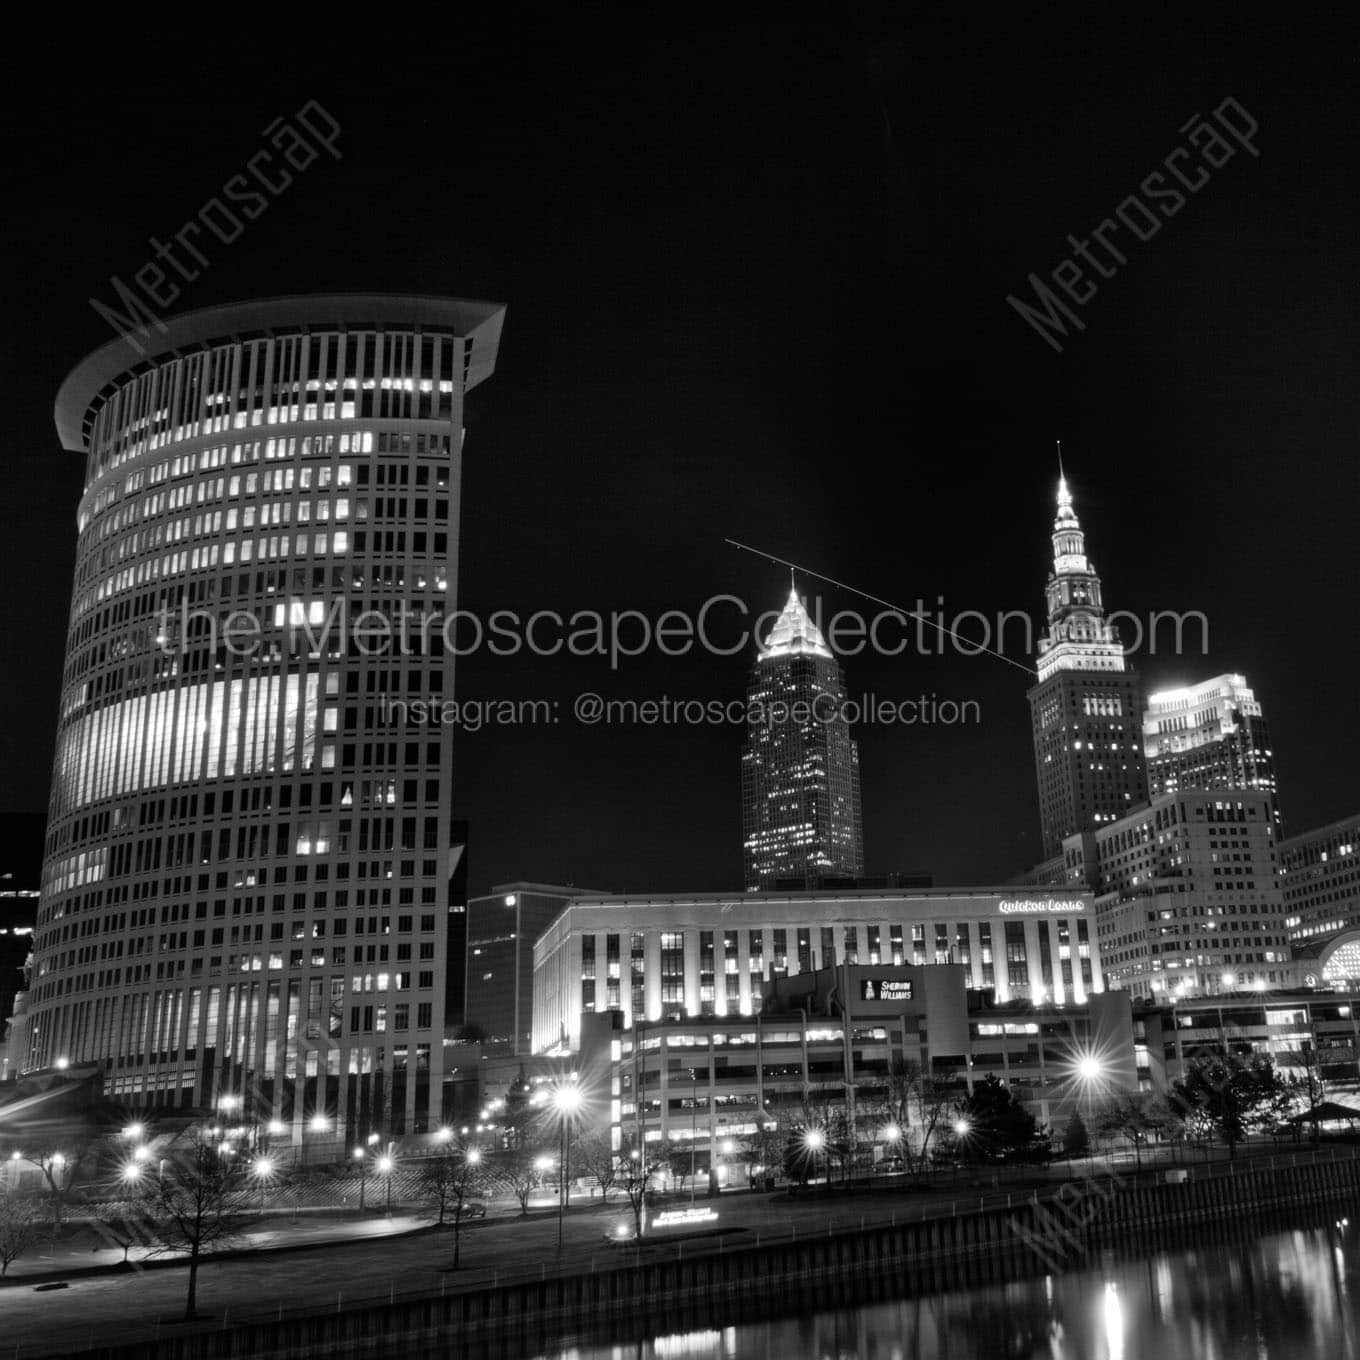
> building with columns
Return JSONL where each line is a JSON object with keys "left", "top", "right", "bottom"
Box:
{"left": 531, "top": 885, "right": 1101, "bottom": 1055}
{"left": 21, "top": 295, "right": 506, "bottom": 1146}
{"left": 1027, "top": 475, "right": 1147, "bottom": 860}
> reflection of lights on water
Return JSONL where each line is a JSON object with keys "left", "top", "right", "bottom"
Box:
{"left": 652, "top": 1330, "right": 723, "bottom": 1358}
{"left": 1103, "top": 1281, "right": 1124, "bottom": 1360}
{"left": 1152, "top": 1258, "right": 1174, "bottom": 1322}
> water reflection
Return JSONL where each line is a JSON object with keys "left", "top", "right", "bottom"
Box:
{"left": 525, "top": 1222, "right": 1359, "bottom": 1360}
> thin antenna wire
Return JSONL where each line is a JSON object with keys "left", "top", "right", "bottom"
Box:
{"left": 725, "top": 538, "right": 1036, "bottom": 676}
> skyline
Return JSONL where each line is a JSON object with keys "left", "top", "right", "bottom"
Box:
{"left": 4, "top": 23, "right": 1357, "bottom": 899}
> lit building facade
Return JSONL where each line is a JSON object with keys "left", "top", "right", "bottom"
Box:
{"left": 23, "top": 295, "right": 506, "bottom": 1144}
{"left": 1027, "top": 477, "right": 1147, "bottom": 859}
{"left": 741, "top": 586, "right": 863, "bottom": 889}
{"left": 573, "top": 964, "right": 1136, "bottom": 1181}
{"left": 532, "top": 886, "right": 1102, "bottom": 1055}
{"left": 1064, "top": 789, "right": 1291, "bottom": 1000}
{"left": 1144, "top": 674, "right": 1277, "bottom": 813}
{"left": 1280, "top": 814, "right": 1360, "bottom": 983}
{"left": 1137, "top": 989, "right": 1360, "bottom": 1094}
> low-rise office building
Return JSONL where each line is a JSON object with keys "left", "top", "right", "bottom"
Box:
{"left": 574, "top": 963, "right": 1136, "bottom": 1180}
{"left": 1136, "top": 989, "right": 1360, "bottom": 1094}
{"left": 1280, "top": 816, "right": 1360, "bottom": 982}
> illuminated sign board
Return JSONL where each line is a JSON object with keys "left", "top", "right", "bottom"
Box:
{"left": 651, "top": 1207, "right": 719, "bottom": 1231}
{"left": 998, "top": 899, "right": 1085, "bottom": 914}
{"left": 859, "top": 978, "right": 913, "bottom": 1001}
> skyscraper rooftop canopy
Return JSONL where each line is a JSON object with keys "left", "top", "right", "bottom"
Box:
{"left": 758, "top": 585, "right": 833, "bottom": 661}
{"left": 54, "top": 293, "right": 507, "bottom": 453}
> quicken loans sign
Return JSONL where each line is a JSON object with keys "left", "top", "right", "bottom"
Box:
{"left": 998, "top": 898, "right": 1086, "bottom": 914}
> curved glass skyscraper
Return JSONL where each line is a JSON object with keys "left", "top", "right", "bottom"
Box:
{"left": 22, "top": 295, "right": 505, "bottom": 1145}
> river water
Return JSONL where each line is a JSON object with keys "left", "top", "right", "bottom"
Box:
{"left": 518, "top": 1219, "right": 1359, "bottom": 1360}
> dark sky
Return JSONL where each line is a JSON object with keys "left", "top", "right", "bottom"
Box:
{"left": 3, "top": 17, "right": 1357, "bottom": 896}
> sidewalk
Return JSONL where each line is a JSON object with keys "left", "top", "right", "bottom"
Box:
{"left": 6, "top": 1211, "right": 430, "bottom": 1281}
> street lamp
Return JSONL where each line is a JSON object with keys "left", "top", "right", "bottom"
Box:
{"left": 552, "top": 1083, "right": 582, "bottom": 1252}
{"left": 1076, "top": 1054, "right": 1104, "bottom": 1128}
{"left": 252, "top": 1156, "right": 275, "bottom": 1213}
{"left": 353, "top": 1146, "right": 368, "bottom": 1211}
{"left": 804, "top": 1127, "right": 825, "bottom": 1184}
{"left": 377, "top": 1153, "right": 394, "bottom": 1214}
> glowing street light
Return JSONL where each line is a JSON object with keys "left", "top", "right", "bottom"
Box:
{"left": 353, "top": 1146, "right": 369, "bottom": 1211}
{"left": 1077, "top": 1056, "right": 1103, "bottom": 1082}
{"left": 120, "top": 1162, "right": 143, "bottom": 1185}
{"left": 251, "top": 1156, "right": 275, "bottom": 1211}
{"left": 377, "top": 1153, "right": 395, "bottom": 1213}
{"left": 466, "top": 1147, "right": 482, "bottom": 1166}
{"left": 217, "top": 1094, "right": 241, "bottom": 1113}
{"left": 953, "top": 1118, "right": 971, "bottom": 1138}
{"left": 122, "top": 1123, "right": 145, "bottom": 1142}
{"left": 309, "top": 1113, "right": 329, "bottom": 1134}
{"left": 266, "top": 1120, "right": 287, "bottom": 1137}
{"left": 132, "top": 1144, "right": 152, "bottom": 1163}
{"left": 552, "top": 1083, "right": 583, "bottom": 1251}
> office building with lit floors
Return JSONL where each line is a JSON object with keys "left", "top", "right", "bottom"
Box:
{"left": 1027, "top": 476, "right": 1147, "bottom": 861}
{"left": 741, "top": 584, "right": 863, "bottom": 890}
{"left": 531, "top": 885, "right": 1104, "bottom": 1055}
{"left": 21, "top": 295, "right": 506, "bottom": 1147}
{"left": 1062, "top": 789, "right": 1292, "bottom": 1000}
{"left": 572, "top": 963, "right": 1137, "bottom": 1182}
{"left": 1143, "top": 673, "right": 1278, "bottom": 813}
{"left": 1281, "top": 814, "right": 1360, "bottom": 986}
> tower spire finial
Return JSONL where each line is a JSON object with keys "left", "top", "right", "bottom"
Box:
{"left": 1057, "top": 438, "right": 1065, "bottom": 481}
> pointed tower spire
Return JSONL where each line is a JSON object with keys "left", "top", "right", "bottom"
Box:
{"left": 759, "top": 583, "right": 832, "bottom": 660}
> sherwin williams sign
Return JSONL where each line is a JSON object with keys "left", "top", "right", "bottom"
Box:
{"left": 860, "top": 978, "right": 913, "bottom": 1001}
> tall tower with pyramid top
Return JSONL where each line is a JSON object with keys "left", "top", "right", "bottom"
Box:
{"left": 741, "top": 583, "right": 864, "bottom": 890}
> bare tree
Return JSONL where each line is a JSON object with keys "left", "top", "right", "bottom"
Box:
{"left": 91, "top": 1200, "right": 157, "bottom": 1266}
{"left": 1094, "top": 1093, "right": 1176, "bottom": 1168}
{"left": 574, "top": 1132, "right": 621, "bottom": 1202}
{"left": 617, "top": 1142, "right": 655, "bottom": 1241}
{"left": 495, "top": 1146, "right": 542, "bottom": 1216}
{"left": 878, "top": 1058, "right": 953, "bottom": 1181}
{"left": 134, "top": 1129, "right": 254, "bottom": 1320}
{"left": 11, "top": 1135, "right": 101, "bottom": 1233}
{"left": 738, "top": 1120, "right": 782, "bottom": 1187}
{"left": 0, "top": 1190, "right": 45, "bottom": 1277}
{"left": 419, "top": 1136, "right": 489, "bottom": 1269}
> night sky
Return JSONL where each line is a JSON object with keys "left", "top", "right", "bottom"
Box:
{"left": 3, "top": 18, "right": 1357, "bottom": 896}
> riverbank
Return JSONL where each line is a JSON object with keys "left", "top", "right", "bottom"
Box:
{"left": 27, "top": 1145, "right": 1359, "bottom": 1360}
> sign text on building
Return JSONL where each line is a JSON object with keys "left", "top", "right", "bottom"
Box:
{"left": 860, "top": 978, "right": 913, "bottom": 1001}
{"left": 998, "top": 898, "right": 1085, "bottom": 914}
